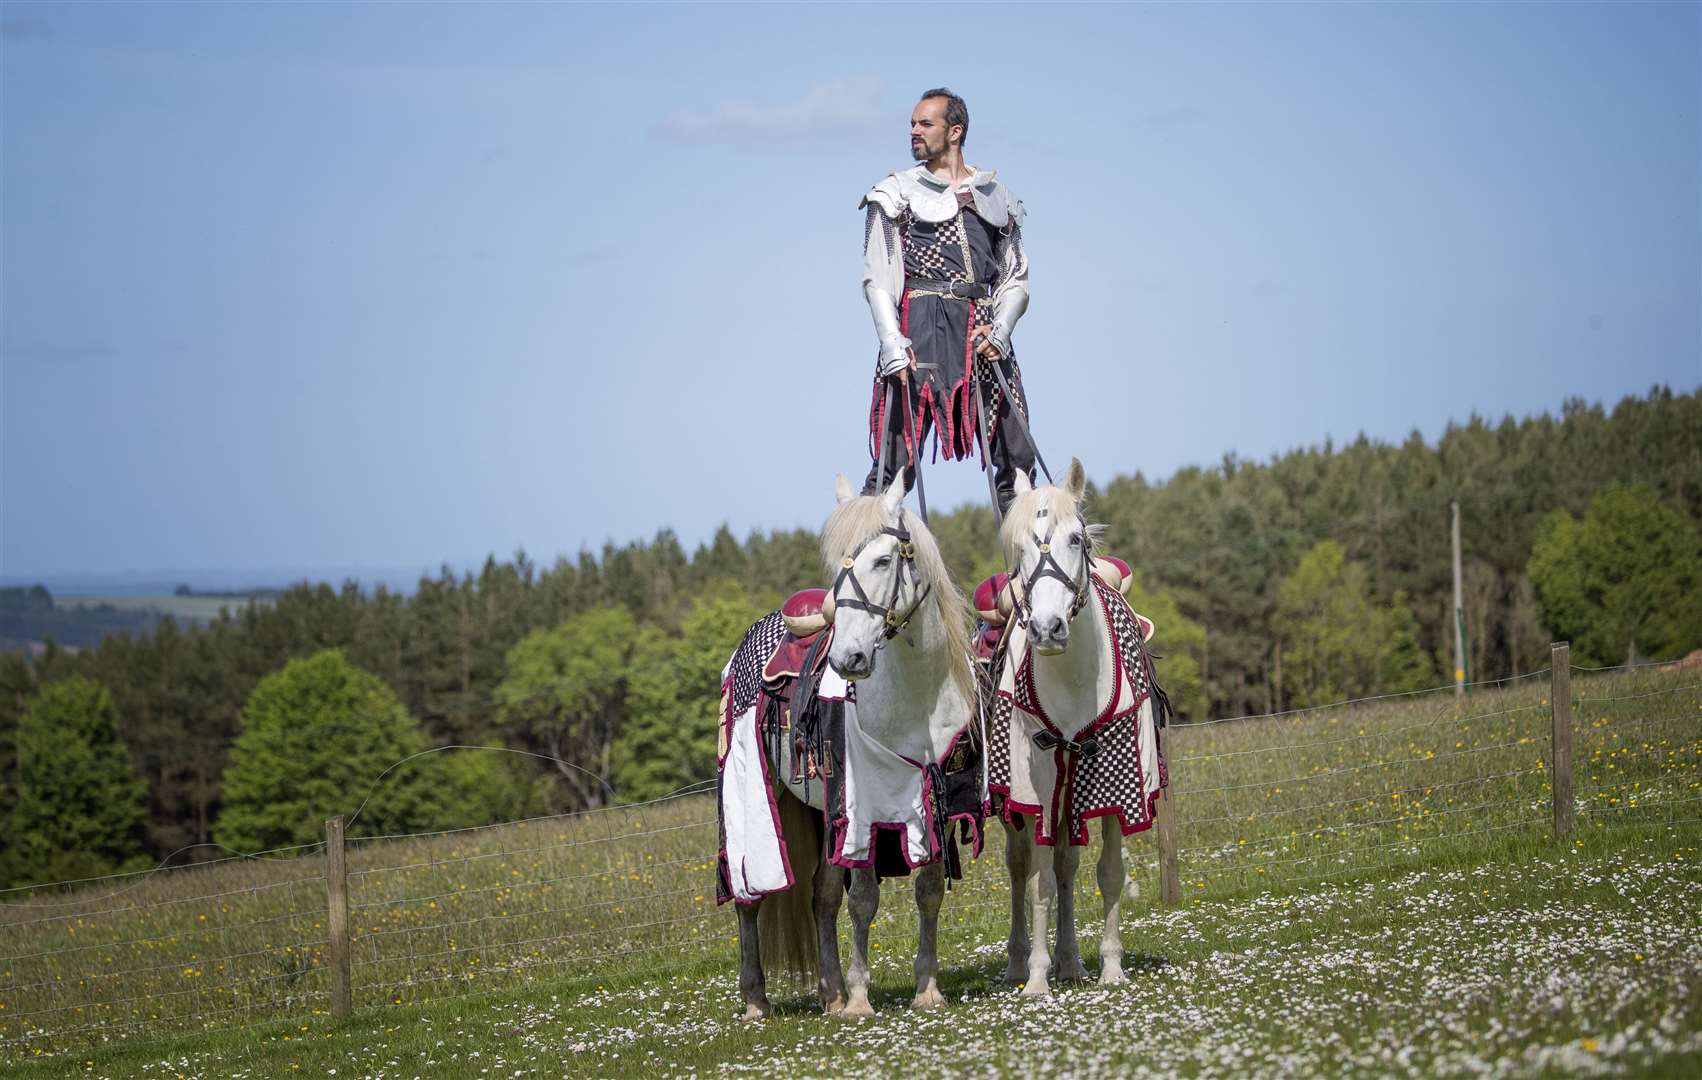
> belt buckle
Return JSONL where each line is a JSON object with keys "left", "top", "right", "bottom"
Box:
{"left": 951, "top": 281, "right": 974, "bottom": 299}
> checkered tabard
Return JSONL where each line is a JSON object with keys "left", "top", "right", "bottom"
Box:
{"left": 727, "top": 612, "right": 786, "bottom": 718}
{"left": 902, "top": 212, "right": 971, "bottom": 281}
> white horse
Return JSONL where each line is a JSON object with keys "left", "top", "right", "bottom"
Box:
{"left": 990, "top": 458, "right": 1166, "bottom": 997}
{"left": 729, "top": 475, "right": 978, "bottom": 1019}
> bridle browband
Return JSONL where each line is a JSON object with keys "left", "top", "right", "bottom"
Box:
{"left": 1012, "top": 507, "right": 1091, "bottom": 630}
{"left": 829, "top": 522, "right": 933, "bottom": 645}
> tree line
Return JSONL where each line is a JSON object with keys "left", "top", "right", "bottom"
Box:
{"left": 1, "top": 387, "right": 1697, "bottom": 887}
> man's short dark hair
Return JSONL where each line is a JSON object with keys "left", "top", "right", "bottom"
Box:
{"left": 919, "top": 87, "right": 968, "bottom": 148}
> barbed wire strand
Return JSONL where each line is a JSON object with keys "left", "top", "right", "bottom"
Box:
{"left": 1176, "top": 765, "right": 1546, "bottom": 829}
{"left": 1183, "top": 667, "right": 1553, "bottom": 728}
{"left": 1177, "top": 701, "right": 1546, "bottom": 763}
{"left": 1573, "top": 682, "right": 1702, "bottom": 705}
{"left": 0, "top": 906, "right": 328, "bottom": 965}
{"left": 350, "top": 848, "right": 717, "bottom": 912}
{"left": 345, "top": 778, "right": 717, "bottom": 846}
{"left": 347, "top": 818, "right": 716, "bottom": 881}
{"left": 0, "top": 874, "right": 325, "bottom": 931}
{"left": 0, "top": 841, "right": 326, "bottom": 908}
{"left": 1178, "top": 736, "right": 1534, "bottom": 797}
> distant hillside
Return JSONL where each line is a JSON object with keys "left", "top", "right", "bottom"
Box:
{"left": 0, "top": 586, "right": 271, "bottom": 653}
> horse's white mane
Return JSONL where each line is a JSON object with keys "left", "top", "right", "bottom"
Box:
{"left": 998, "top": 485, "right": 1107, "bottom": 570}
{"left": 821, "top": 495, "right": 976, "bottom": 704}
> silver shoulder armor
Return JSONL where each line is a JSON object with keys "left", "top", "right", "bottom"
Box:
{"left": 859, "top": 172, "right": 909, "bottom": 219}
{"left": 969, "top": 174, "right": 1020, "bottom": 229}
{"left": 860, "top": 166, "right": 1021, "bottom": 226}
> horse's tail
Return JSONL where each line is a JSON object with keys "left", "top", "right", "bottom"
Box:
{"left": 758, "top": 784, "right": 821, "bottom": 981}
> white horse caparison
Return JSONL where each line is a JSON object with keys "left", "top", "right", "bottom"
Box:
{"left": 736, "top": 475, "right": 977, "bottom": 1019}
{"left": 999, "top": 460, "right": 1134, "bottom": 997}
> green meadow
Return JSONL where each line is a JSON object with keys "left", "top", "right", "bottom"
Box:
{"left": 4, "top": 664, "right": 1697, "bottom": 1078}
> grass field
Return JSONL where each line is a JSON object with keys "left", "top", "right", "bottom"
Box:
{"left": 3, "top": 664, "right": 1697, "bottom": 1077}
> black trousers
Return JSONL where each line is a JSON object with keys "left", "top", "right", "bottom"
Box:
{"left": 862, "top": 358, "right": 1036, "bottom": 516}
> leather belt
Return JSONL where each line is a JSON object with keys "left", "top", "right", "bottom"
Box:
{"left": 905, "top": 278, "right": 993, "bottom": 301}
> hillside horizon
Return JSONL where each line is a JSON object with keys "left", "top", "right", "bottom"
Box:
{"left": 4, "top": 384, "right": 1694, "bottom": 596}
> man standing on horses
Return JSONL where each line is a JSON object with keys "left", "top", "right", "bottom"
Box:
{"left": 860, "top": 87, "right": 1036, "bottom": 516}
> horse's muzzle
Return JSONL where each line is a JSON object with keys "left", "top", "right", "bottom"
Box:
{"left": 1032, "top": 617, "right": 1070, "bottom": 654}
{"left": 831, "top": 650, "right": 873, "bottom": 680}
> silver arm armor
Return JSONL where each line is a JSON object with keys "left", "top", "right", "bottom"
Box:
{"left": 865, "top": 284, "right": 912, "bottom": 373}
{"left": 989, "top": 213, "right": 1030, "bottom": 357}
{"left": 988, "top": 287, "right": 1028, "bottom": 359}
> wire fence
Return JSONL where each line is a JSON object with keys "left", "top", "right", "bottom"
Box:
{"left": 1, "top": 648, "right": 1697, "bottom": 1060}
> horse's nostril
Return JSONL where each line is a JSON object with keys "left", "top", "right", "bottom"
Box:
{"left": 1048, "top": 617, "right": 1067, "bottom": 639}
{"left": 849, "top": 651, "right": 868, "bottom": 670}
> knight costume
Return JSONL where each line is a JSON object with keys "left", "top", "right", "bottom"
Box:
{"left": 860, "top": 164, "right": 1035, "bottom": 513}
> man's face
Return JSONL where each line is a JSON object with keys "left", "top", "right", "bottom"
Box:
{"left": 910, "top": 97, "right": 955, "bottom": 161}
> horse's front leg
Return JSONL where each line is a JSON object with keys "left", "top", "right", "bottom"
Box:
{"left": 842, "top": 867, "right": 881, "bottom": 1018}
{"left": 1021, "top": 839, "right": 1058, "bottom": 997}
{"left": 1096, "top": 817, "right": 1127, "bottom": 985}
{"left": 1052, "top": 837, "right": 1088, "bottom": 981}
{"left": 736, "top": 900, "right": 770, "bottom": 1020}
{"left": 814, "top": 860, "right": 848, "bottom": 1012}
{"left": 1002, "top": 816, "right": 1031, "bottom": 984}
{"left": 911, "top": 862, "right": 946, "bottom": 1010}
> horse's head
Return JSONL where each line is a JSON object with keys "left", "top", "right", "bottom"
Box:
{"left": 1001, "top": 458, "right": 1098, "bottom": 655}
{"left": 820, "top": 474, "right": 936, "bottom": 681}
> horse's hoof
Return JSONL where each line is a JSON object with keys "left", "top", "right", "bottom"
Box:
{"left": 840, "top": 998, "right": 876, "bottom": 1020}
{"left": 1020, "top": 979, "right": 1051, "bottom": 999}
{"left": 911, "top": 986, "right": 946, "bottom": 1011}
{"left": 1002, "top": 962, "right": 1027, "bottom": 985}
{"left": 1100, "top": 965, "right": 1126, "bottom": 986}
{"left": 741, "top": 1001, "right": 772, "bottom": 1022}
{"left": 1058, "top": 959, "right": 1090, "bottom": 982}
{"left": 821, "top": 994, "right": 847, "bottom": 1015}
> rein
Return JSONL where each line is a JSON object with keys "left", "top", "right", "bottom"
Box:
{"left": 829, "top": 523, "right": 933, "bottom": 645}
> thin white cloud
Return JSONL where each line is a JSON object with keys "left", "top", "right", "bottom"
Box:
{"left": 653, "top": 76, "right": 885, "bottom": 145}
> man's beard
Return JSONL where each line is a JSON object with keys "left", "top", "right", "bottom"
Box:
{"left": 910, "top": 139, "right": 934, "bottom": 162}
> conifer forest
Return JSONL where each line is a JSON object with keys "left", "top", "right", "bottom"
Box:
{"left": 2, "top": 387, "right": 1698, "bottom": 887}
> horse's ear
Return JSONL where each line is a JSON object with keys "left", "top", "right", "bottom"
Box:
{"left": 835, "top": 474, "right": 855, "bottom": 504}
{"left": 879, "top": 475, "right": 906, "bottom": 522}
{"left": 1066, "top": 458, "right": 1086, "bottom": 502}
{"left": 1013, "top": 470, "right": 1033, "bottom": 495}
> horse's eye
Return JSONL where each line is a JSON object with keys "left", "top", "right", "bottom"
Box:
{"left": 874, "top": 556, "right": 892, "bottom": 570}
{"left": 1070, "top": 534, "right": 1083, "bottom": 547}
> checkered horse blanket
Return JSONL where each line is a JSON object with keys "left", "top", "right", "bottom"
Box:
{"left": 987, "top": 573, "right": 1168, "bottom": 846}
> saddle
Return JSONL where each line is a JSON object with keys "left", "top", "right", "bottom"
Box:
{"left": 763, "top": 588, "right": 833, "bottom": 686}
{"left": 758, "top": 588, "right": 837, "bottom": 787}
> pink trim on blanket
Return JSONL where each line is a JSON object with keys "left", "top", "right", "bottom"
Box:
{"left": 828, "top": 816, "right": 936, "bottom": 871}
{"left": 825, "top": 721, "right": 982, "bottom": 871}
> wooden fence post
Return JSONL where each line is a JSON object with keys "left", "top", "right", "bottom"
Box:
{"left": 1157, "top": 728, "right": 1181, "bottom": 906}
{"left": 1550, "top": 643, "right": 1573, "bottom": 840}
{"left": 326, "top": 815, "right": 352, "bottom": 1019}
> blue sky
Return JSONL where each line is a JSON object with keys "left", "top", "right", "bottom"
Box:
{"left": 2, "top": 2, "right": 1697, "bottom": 588}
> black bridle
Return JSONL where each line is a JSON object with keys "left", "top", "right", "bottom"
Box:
{"left": 1011, "top": 508, "right": 1090, "bottom": 630}
{"left": 830, "top": 523, "right": 933, "bottom": 644}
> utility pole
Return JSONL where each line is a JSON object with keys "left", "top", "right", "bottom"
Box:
{"left": 1452, "top": 500, "right": 1465, "bottom": 701}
